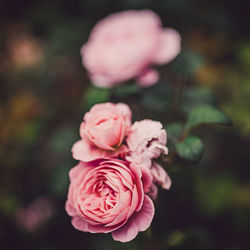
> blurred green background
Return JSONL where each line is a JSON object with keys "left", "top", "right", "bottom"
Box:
{"left": 0, "top": 0, "right": 250, "bottom": 249}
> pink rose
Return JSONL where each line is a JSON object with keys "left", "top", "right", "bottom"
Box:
{"left": 65, "top": 159, "right": 154, "bottom": 242}
{"left": 126, "top": 119, "right": 168, "bottom": 167}
{"left": 126, "top": 120, "right": 171, "bottom": 193}
{"left": 81, "top": 10, "right": 181, "bottom": 88}
{"left": 72, "top": 102, "right": 131, "bottom": 162}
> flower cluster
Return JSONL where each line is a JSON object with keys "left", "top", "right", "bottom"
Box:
{"left": 66, "top": 103, "right": 171, "bottom": 242}
{"left": 81, "top": 9, "right": 181, "bottom": 88}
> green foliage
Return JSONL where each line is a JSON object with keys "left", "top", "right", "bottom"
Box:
{"left": 166, "top": 231, "right": 187, "bottom": 247}
{"left": 0, "top": 193, "right": 19, "bottom": 216}
{"left": 195, "top": 175, "right": 236, "bottom": 215}
{"left": 170, "top": 50, "right": 204, "bottom": 75}
{"left": 113, "top": 83, "right": 140, "bottom": 97}
{"left": 49, "top": 165, "right": 70, "bottom": 196}
{"left": 142, "top": 82, "right": 174, "bottom": 112}
{"left": 181, "top": 87, "right": 217, "bottom": 114}
{"left": 84, "top": 86, "right": 110, "bottom": 109}
{"left": 167, "top": 122, "right": 184, "bottom": 143}
{"left": 48, "top": 126, "right": 77, "bottom": 154}
{"left": 185, "top": 105, "right": 231, "bottom": 130}
{"left": 176, "top": 135, "right": 204, "bottom": 162}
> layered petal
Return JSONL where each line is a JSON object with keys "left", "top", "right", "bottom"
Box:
{"left": 112, "top": 195, "right": 154, "bottom": 242}
{"left": 65, "top": 159, "right": 152, "bottom": 241}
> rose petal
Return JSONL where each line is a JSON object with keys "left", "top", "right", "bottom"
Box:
{"left": 147, "top": 183, "right": 158, "bottom": 200}
{"left": 72, "top": 138, "right": 128, "bottom": 162}
{"left": 153, "top": 28, "right": 181, "bottom": 64}
{"left": 151, "top": 162, "right": 172, "bottom": 190}
{"left": 65, "top": 201, "right": 76, "bottom": 216}
{"left": 137, "top": 69, "right": 159, "bottom": 87}
{"left": 112, "top": 195, "right": 154, "bottom": 242}
{"left": 71, "top": 215, "right": 89, "bottom": 232}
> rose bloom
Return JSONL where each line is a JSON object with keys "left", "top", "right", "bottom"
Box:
{"left": 126, "top": 119, "right": 168, "bottom": 167}
{"left": 81, "top": 9, "right": 181, "bottom": 87}
{"left": 72, "top": 102, "right": 131, "bottom": 162}
{"left": 126, "top": 119, "right": 171, "bottom": 193}
{"left": 65, "top": 159, "right": 154, "bottom": 242}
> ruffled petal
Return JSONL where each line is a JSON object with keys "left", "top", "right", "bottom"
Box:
{"left": 112, "top": 195, "right": 154, "bottom": 242}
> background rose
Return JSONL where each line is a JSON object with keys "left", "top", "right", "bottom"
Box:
{"left": 72, "top": 102, "right": 131, "bottom": 162}
{"left": 81, "top": 9, "right": 181, "bottom": 87}
{"left": 65, "top": 159, "right": 154, "bottom": 242}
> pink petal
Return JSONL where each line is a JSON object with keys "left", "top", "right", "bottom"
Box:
{"left": 139, "top": 165, "right": 153, "bottom": 193}
{"left": 71, "top": 138, "right": 128, "bottom": 162}
{"left": 89, "top": 73, "right": 116, "bottom": 88}
{"left": 153, "top": 28, "right": 181, "bottom": 64}
{"left": 112, "top": 195, "right": 154, "bottom": 242}
{"left": 71, "top": 215, "right": 89, "bottom": 232}
{"left": 68, "top": 162, "right": 87, "bottom": 181}
{"left": 65, "top": 201, "right": 76, "bottom": 216}
{"left": 151, "top": 162, "right": 172, "bottom": 190}
{"left": 137, "top": 69, "right": 159, "bottom": 87}
{"left": 147, "top": 183, "right": 158, "bottom": 200}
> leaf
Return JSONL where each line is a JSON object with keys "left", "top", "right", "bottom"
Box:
{"left": 181, "top": 87, "right": 217, "bottom": 114}
{"left": 142, "top": 82, "right": 174, "bottom": 112}
{"left": 167, "top": 123, "right": 184, "bottom": 143}
{"left": 185, "top": 105, "right": 231, "bottom": 130}
{"left": 84, "top": 86, "right": 110, "bottom": 109}
{"left": 113, "top": 83, "right": 140, "bottom": 97}
{"left": 176, "top": 136, "right": 204, "bottom": 162}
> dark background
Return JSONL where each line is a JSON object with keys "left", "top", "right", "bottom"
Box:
{"left": 0, "top": 0, "right": 250, "bottom": 249}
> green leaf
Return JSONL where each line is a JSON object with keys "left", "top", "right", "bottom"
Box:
{"left": 142, "top": 82, "right": 174, "bottom": 112}
{"left": 84, "top": 86, "right": 110, "bottom": 109}
{"left": 185, "top": 105, "right": 231, "bottom": 130}
{"left": 176, "top": 136, "right": 204, "bottom": 162}
{"left": 167, "top": 122, "right": 184, "bottom": 143}
{"left": 113, "top": 83, "right": 140, "bottom": 96}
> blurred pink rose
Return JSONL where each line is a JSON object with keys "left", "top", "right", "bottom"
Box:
{"left": 65, "top": 159, "right": 154, "bottom": 242}
{"left": 16, "top": 197, "right": 54, "bottom": 232}
{"left": 81, "top": 10, "right": 181, "bottom": 87}
{"left": 72, "top": 102, "right": 131, "bottom": 162}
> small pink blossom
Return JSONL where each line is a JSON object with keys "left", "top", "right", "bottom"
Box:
{"left": 126, "top": 119, "right": 168, "bottom": 167}
{"left": 81, "top": 10, "right": 181, "bottom": 88}
{"left": 72, "top": 102, "right": 131, "bottom": 162}
{"left": 126, "top": 119, "right": 171, "bottom": 192}
{"left": 65, "top": 159, "right": 154, "bottom": 242}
